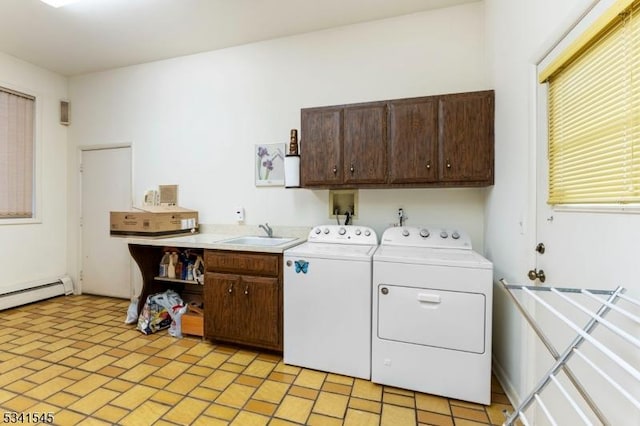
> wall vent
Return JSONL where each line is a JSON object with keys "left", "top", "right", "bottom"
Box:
{"left": 60, "top": 100, "right": 70, "bottom": 125}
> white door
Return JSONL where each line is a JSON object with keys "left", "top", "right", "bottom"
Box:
{"left": 81, "top": 146, "right": 132, "bottom": 298}
{"left": 534, "top": 83, "right": 640, "bottom": 290}
{"left": 535, "top": 79, "right": 639, "bottom": 426}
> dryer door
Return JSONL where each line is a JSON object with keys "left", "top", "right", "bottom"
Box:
{"left": 376, "top": 284, "right": 486, "bottom": 354}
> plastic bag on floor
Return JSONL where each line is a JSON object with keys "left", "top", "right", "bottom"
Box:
{"left": 168, "top": 304, "right": 188, "bottom": 338}
{"left": 124, "top": 298, "right": 139, "bottom": 324}
{"left": 136, "top": 290, "right": 183, "bottom": 335}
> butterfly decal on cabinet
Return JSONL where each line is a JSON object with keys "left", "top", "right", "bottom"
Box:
{"left": 294, "top": 260, "right": 309, "bottom": 274}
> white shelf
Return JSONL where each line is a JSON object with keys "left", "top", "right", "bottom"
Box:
{"left": 154, "top": 276, "right": 201, "bottom": 285}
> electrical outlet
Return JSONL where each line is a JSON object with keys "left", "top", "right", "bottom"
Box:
{"left": 235, "top": 207, "right": 245, "bottom": 222}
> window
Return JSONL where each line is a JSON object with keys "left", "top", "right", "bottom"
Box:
{"left": 0, "top": 87, "right": 35, "bottom": 218}
{"left": 540, "top": 0, "right": 640, "bottom": 204}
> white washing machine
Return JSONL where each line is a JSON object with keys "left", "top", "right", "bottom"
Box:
{"left": 284, "top": 225, "right": 378, "bottom": 379}
{"left": 372, "top": 226, "right": 493, "bottom": 405}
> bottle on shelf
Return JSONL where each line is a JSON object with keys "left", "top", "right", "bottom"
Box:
{"left": 168, "top": 252, "right": 178, "bottom": 279}
{"left": 159, "top": 252, "right": 170, "bottom": 277}
{"left": 175, "top": 255, "right": 183, "bottom": 280}
{"left": 186, "top": 264, "right": 194, "bottom": 281}
{"left": 179, "top": 251, "right": 189, "bottom": 280}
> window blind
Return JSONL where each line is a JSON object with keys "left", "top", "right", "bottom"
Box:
{"left": 544, "top": 0, "right": 640, "bottom": 204}
{"left": 0, "top": 87, "right": 35, "bottom": 218}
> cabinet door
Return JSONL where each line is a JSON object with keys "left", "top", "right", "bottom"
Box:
{"left": 300, "top": 108, "right": 342, "bottom": 186}
{"left": 204, "top": 273, "right": 241, "bottom": 342}
{"left": 343, "top": 103, "right": 387, "bottom": 184}
{"left": 204, "top": 272, "right": 282, "bottom": 350}
{"left": 388, "top": 98, "right": 438, "bottom": 183}
{"left": 237, "top": 275, "right": 281, "bottom": 349}
{"left": 438, "top": 91, "right": 494, "bottom": 183}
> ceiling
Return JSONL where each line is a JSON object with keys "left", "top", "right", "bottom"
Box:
{"left": 0, "top": 0, "right": 479, "bottom": 76}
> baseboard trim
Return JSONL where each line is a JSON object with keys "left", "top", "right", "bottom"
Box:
{"left": 492, "top": 356, "right": 522, "bottom": 410}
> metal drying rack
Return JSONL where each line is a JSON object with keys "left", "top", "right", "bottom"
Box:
{"left": 499, "top": 279, "right": 639, "bottom": 426}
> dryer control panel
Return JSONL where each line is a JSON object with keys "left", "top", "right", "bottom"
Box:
{"left": 307, "top": 225, "right": 378, "bottom": 245}
{"left": 380, "top": 226, "right": 471, "bottom": 249}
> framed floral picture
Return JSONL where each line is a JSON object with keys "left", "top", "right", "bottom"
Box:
{"left": 255, "top": 143, "right": 285, "bottom": 186}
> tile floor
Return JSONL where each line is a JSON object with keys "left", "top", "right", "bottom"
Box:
{"left": 0, "top": 295, "right": 514, "bottom": 425}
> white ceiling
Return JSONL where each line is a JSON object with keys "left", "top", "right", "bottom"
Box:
{"left": 0, "top": 0, "right": 479, "bottom": 76}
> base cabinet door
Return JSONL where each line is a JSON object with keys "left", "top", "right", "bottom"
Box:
{"left": 204, "top": 270, "right": 282, "bottom": 351}
{"left": 236, "top": 275, "right": 280, "bottom": 348}
{"left": 204, "top": 273, "right": 241, "bottom": 343}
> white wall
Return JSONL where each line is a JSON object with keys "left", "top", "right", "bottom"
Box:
{"left": 484, "top": 0, "right": 589, "bottom": 401}
{"left": 67, "top": 2, "right": 490, "bottom": 285}
{"left": 0, "top": 52, "right": 68, "bottom": 290}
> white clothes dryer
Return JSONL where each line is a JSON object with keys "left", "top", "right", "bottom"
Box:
{"left": 372, "top": 226, "right": 493, "bottom": 404}
{"left": 284, "top": 225, "right": 378, "bottom": 379}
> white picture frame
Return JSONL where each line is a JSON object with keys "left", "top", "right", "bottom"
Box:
{"left": 255, "top": 143, "right": 285, "bottom": 186}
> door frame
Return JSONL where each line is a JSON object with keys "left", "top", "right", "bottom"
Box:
{"left": 77, "top": 143, "right": 134, "bottom": 295}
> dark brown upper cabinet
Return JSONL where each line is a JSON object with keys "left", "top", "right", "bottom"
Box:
{"left": 388, "top": 98, "right": 439, "bottom": 184}
{"left": 300, "top": 90, "right": 494, "bottom": 188}
{"left": 343, "top": 103, "right": 387, "bottom": 185}
{"left": 300, "top": 107, "right": 342, "bottom": 186}
{"left": 439, "top": 91, "right": 494, "bottom": 184}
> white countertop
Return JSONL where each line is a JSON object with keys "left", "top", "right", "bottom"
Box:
{"left": 126, "top": 232, "right": 306, "bottom": 253}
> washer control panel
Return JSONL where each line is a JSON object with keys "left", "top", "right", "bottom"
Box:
{"left": 308, "top": 225, "right": 378, "bottom": 245}
{"left": 380, "top": 226, "right": 471, "bottom": 249}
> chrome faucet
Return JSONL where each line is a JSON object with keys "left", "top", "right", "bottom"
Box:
{"left": 259, "top": 223, "right": 273, "bottom": 237}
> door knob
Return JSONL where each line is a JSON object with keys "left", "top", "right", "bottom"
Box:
{"left": 527, "top": 268, "right": 546, "bottom": 283}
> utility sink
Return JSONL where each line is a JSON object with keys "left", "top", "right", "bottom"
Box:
{"left": 221, "top": 236, "right": 296, "bottom": 247}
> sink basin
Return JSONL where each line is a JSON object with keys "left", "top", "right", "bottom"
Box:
{"left": 221, "top": 236, "right": 296, "bottom": 247}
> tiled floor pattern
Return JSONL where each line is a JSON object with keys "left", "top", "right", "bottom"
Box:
{"left": 0, "top": 295, "right": 514, "bottom": 425}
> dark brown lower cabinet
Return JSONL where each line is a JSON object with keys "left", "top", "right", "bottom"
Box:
{"left": 204, "top": 273, "right": 281, "bottom": 350}
{"left": 204, "top": 250, "right": 283, "bottom": 351}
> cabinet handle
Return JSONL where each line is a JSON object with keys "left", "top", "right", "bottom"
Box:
{"left": 446, "top": 160, "right": 451, "bottom": 169}
{"left": 426, "top": 161, "right": 431, "bottom": 170}
{"left": 350, "top": 164, "right": 355, "bottom": 173}
{"left": 332, "top": 165, "right": 337, "bottom": 174}
{"left": 244, "top": 285, "right": 249, "bottom": 295}
{"left": 228, "top": 283, "right": 233, "bottom": 294}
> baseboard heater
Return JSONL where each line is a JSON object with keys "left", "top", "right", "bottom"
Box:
{"left": 0, "top": 276, "right": 74, "bottom": 311}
